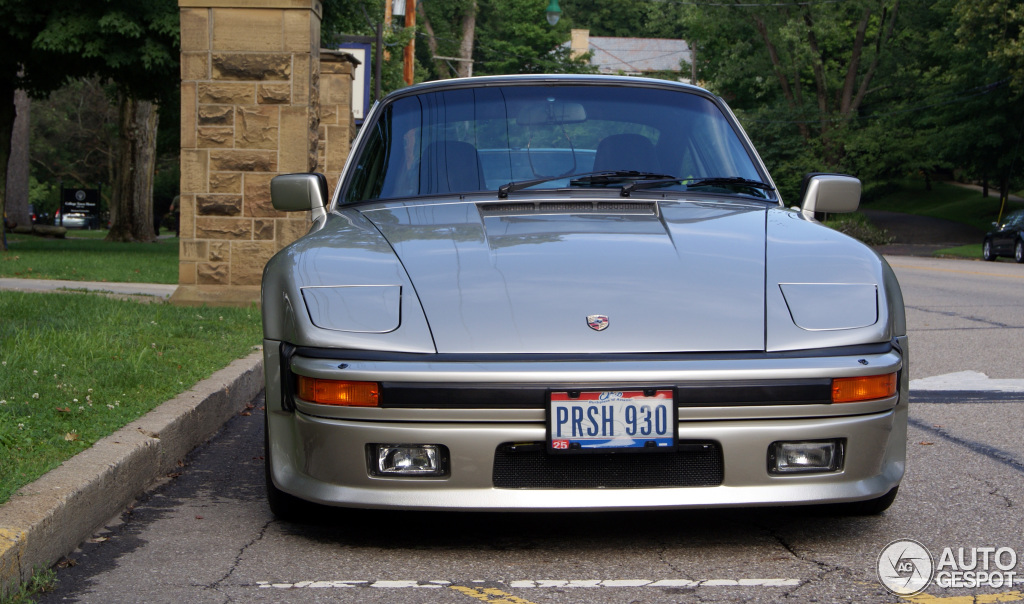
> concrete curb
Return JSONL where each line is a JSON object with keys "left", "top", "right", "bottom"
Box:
{"left": 0, "top": 351, "right": 264, "bottom": 597}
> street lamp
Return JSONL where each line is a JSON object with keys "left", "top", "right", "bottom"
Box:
{"left": 545, "top": 0, "right": 561, "bottom": 26}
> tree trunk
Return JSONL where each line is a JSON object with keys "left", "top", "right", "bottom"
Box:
{"left": 418, "top": 2, "right": 450, "bottom": 78}
{"left": 456, "top": 1, "right": 477, "bottom": 78}
{"left": 0, "top": 79, "right": 15, "bottom": 252}
{"left": 5, "top": 89, "right": 31, "bottom": 228}
{"left": 106, "top": 93, "right": 158, "bottom": 243}
{"left": 751, "top": 14, "right": 811, "bottom": 142}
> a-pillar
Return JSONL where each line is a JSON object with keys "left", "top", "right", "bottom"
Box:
{"left": 173, "top": 0, "right": 323, "bottom": 306}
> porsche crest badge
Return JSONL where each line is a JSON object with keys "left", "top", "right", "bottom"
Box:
{"left": 586, "top": 314, "right": 610, "bottom": 331}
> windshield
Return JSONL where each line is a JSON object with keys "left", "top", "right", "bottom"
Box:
{"left": 341, "top": 84, "right": 768, "bottom": 204}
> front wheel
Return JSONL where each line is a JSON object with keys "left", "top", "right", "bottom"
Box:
{"left": 983, "top": 239, "right": 996, "bottom": 261}
{"left": 1015, "top": 240, "right": 1024, "bottom": 263}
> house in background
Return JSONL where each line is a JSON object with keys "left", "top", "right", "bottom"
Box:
{"left": 570, "top": 29, "right": 694, "bottom": 83}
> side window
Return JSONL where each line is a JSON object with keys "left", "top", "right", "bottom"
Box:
{"left": 344, "top": 114, "right": 390, "bottom": 203}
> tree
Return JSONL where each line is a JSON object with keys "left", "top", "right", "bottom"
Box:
{"left": 935, "top": 0, "right": 1024, "bottom": 204}
{"left": 33, "top": 1, "right": 179, "bottom": 243}
{"left": 29, "top": 78, "right": 119, "bottom": 199}
{"left": 679, "top": 1, "right": 925, "bottom": 198}
{"left": 0, "top": 0, "right": 94, "bottom": 250}
{"left": 474, "top": 0, "right": 594, "bottom": 75}
{"left": 5, "top": 88, "right": 30, "bottom": 228}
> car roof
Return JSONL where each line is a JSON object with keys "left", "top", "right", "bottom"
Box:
{"left": 381, "top": 74, "right": 715, "bottom": 103}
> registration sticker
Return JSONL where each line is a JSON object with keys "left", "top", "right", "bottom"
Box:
{"left": 548, "top": 390, "right": 676, "bottom": 453}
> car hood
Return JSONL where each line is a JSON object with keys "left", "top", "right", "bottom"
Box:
{"left": 361, "top": 197, "right": 767, "bottom": 354}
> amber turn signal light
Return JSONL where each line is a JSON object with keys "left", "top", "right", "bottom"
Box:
{"left": 831, "top": 373, "right": 897, "bottom": 403}
{"left": 297, "top": 376, "right": 380, "bottom": 406}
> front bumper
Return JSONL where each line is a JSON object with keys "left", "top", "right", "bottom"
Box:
{"left": 264, "top": 338, "right": 908, "bottom": 511}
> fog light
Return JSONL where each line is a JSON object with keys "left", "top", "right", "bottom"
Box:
{"left": 371, "top": 444, "right": 448, "bottom": 477}
{"left": 768, "top": 440, "right": 844, "bottom": 474}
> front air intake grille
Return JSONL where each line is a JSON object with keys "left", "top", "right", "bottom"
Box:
{"left": 492, "top": 441, "right": 723, "bottom": 489}
{"left": 479, "top": 201, "right": 657, "bottom": 216}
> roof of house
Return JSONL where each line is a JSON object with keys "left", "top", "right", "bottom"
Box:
{"left": 586, "top": 37, "right": 692, "bottom": 74}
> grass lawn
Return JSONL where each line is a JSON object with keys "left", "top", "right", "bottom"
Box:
{"left": 934, "top": 243, "right": 984, "bottom": 259}
{"left": 0, "top": 291, "right": 262, "bottom": 505}
{"left": 1, "top": 231, "right": 178, "bottom": 284}
{"left": 863, "top": 179, "right": 1023, "bottom": 232}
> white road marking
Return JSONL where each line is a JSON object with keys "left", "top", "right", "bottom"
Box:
{"left": 257, "top": 578, "right": 800, "bottom": 589}
{"left": 911, "top": 371, "right": 1024, "bottom": 393}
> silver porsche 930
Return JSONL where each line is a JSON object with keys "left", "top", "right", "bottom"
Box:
{"left": 261, "top": 74, "right": 907, "bottom": 518}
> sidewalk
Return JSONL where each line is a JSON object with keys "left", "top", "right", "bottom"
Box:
{"left": 0, "top": 279, "right": 262, "bottom": 598}
{"left": 949, "top": 181, "right": 1024, "bottom": 203}
{"left": 0, "top": 278, "right": 177, "bottom": 299}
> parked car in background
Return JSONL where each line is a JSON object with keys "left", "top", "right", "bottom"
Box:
{"left": 983, "top": 209, "right": 1024, "bottom": 262}
{"left": 54, "top": 210, "right": 89, "bottom": 229}
{"left": 261, "top": 74, "right": 909, "bottom": 519}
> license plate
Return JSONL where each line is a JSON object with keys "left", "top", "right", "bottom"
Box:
{"left": 548, "top": 390, "right": 676, "bottom": 453}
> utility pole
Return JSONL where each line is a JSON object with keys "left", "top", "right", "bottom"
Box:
{"left": 403, "top": 0, "right": 415, "bottom": 85}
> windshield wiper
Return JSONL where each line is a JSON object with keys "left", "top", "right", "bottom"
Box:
{"left": 620, "top": 176, "right": 775, "bottom": 197}
{"left": 497, "top": 170, "right": 677, "bottom": 199}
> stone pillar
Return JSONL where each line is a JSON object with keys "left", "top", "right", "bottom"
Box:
{"left": 173, "top": 0, "right": 323, "bottom": 307}
{"left": 317, "top": 50, "right": 358, "bottom": 199}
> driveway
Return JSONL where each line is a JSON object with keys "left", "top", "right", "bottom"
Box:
{"left": 864, "top": 209, "right": 984, "bottom": 257}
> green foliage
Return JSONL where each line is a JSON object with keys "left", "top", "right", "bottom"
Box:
{"left": 824, "top": 213, "right": 894, "bottom": 246}
{"left": 28, "top": 178, "right": 59, "bottom": 219}
{"left": 559, "top": 0, "right": 684, "bottom": 39}
{"left": 0, "top": 565, "right": 57, "bottom": 604}
{"left": 0, "top": 292, "right": 262, "bottom": 505}
{"left": 679, "top": 0, "right": 1023, "bottom": 199}
{"left": 31, "top": 0, "right": 179, "bottom": 100}
{"left": 28, "top": 77, "right": 118, "bottom": 203}
{"left": 474, "top": 0, "right": 595, "bottom": 76}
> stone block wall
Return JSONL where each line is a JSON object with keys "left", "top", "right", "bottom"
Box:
{"left": 317, "top": 51, "right": 358, "bottom": 199}
{"left": 173, "top": 0, "right": 327, "bottom": 306}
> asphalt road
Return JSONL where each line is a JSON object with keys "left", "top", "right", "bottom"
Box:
{"left": 38, "top": 256, "right": 1024, "bottom": 604}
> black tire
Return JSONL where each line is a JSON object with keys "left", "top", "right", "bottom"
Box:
{"left": 983, "top": 239, "right": 996, "bottom": 261}
{"left": 830, "top": 486, "right": 899, "bottom": 516}
{"left": 264, "top": 412, "right": 313, "bottom": 521}
{"left": 1015, "top": 240, "right": 1024, "bottom": 264}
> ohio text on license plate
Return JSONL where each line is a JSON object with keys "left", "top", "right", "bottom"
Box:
{"left": 548, "top": 390, "right": 676, "bottom": 453}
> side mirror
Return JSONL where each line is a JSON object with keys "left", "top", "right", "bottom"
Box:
{"left": 271, "top": 173, "right": 329, "bottom": 216}
{"left": 799, "top": 173, "right": 861, "bottom": 220}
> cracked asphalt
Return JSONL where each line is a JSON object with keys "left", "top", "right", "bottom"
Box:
{"left": 37, "top": 257, "right": 1024, "bottom": 604}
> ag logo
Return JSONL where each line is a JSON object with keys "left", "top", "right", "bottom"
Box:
{"left": 877, "top": 539, "right": 934, "bottom": 595}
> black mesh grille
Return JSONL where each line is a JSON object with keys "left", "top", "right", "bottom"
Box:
{"left": 493, "top": 441, "right": 723, "bottom": 489}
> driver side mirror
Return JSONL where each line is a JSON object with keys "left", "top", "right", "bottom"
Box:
{"left": 271, "top": 173, "right": 329, "bottom": 211}
{"left": 799, "top": 173, "right": 861, "bottom": 221}
{"left": 271, "top": 173, "right": 329, "bottom": 222}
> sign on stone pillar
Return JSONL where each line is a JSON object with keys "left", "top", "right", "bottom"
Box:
{"left": 173, "top": 0, "right": 324, "bottom": 307}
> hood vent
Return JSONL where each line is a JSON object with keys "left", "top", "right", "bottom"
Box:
{"left": 478, "top": 200, "right": 658, "bottom": 216}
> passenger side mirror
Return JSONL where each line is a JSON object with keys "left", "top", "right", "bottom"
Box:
{"left": 799, "top": 173, "right": 861, "bottom": 221}
{"left": 271, "top": 173, "right": 329, "bottom": 216}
